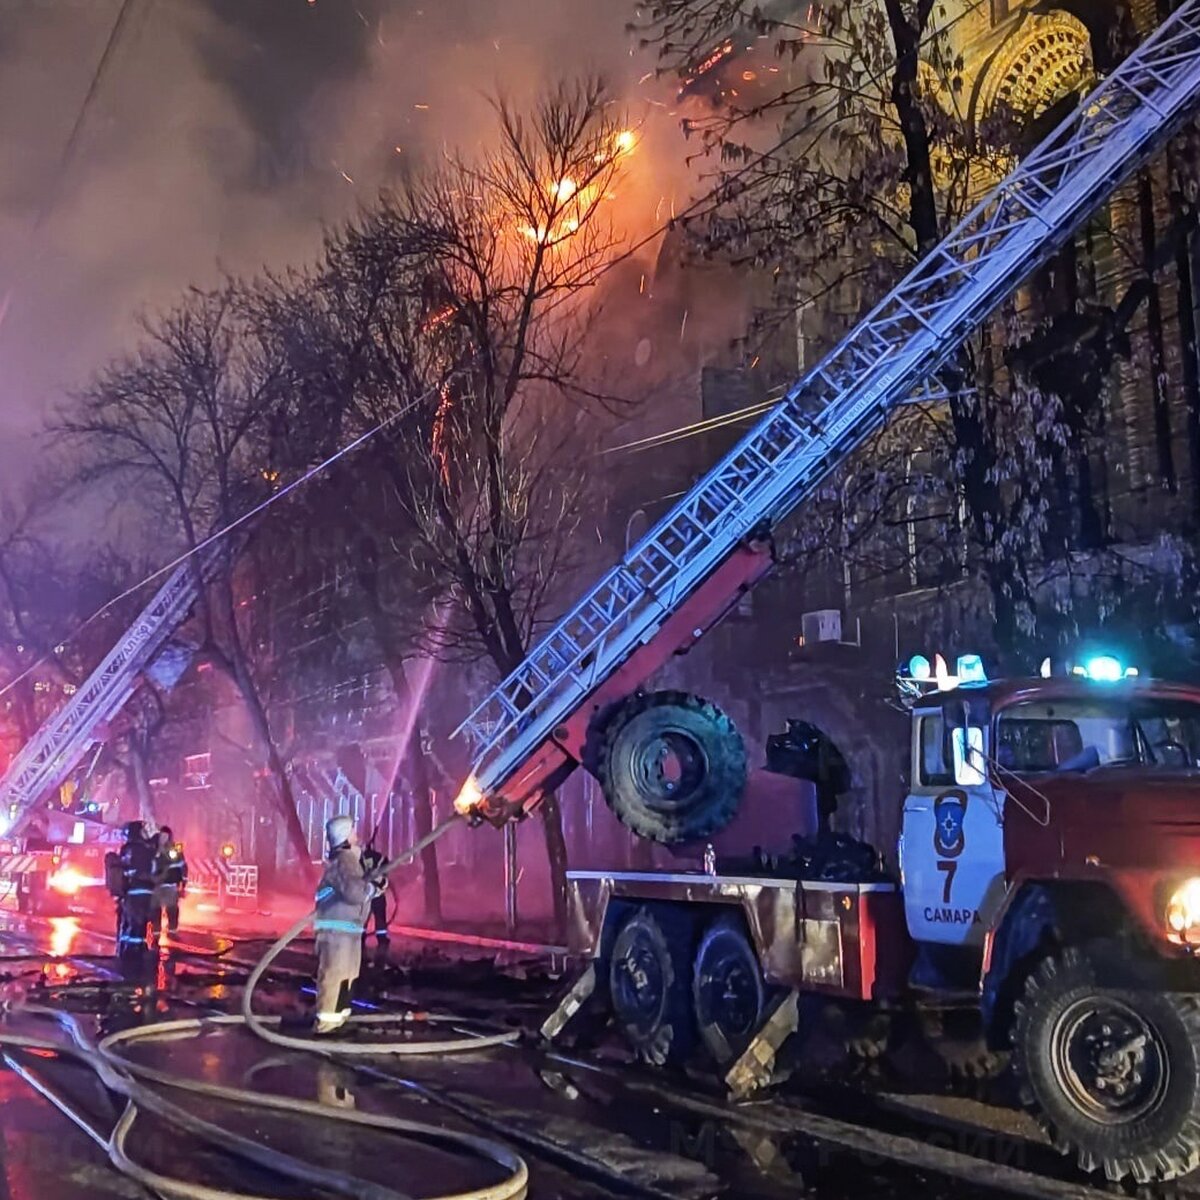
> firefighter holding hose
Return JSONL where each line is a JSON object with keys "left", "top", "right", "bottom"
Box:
{"left": 314, "top": 815, "right": 379, "bottom": 1034}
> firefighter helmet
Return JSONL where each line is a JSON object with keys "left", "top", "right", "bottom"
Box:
{"left": 325, "top": 814, "right": 355, "bottom": 850}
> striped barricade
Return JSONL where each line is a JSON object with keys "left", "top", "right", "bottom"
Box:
{"left": 188, "top": 857, "right": 230, "bottom": 898}
{"left": 0, "top": 854, "right": 42, "bottom": 880}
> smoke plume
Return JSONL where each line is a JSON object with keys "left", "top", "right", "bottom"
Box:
{"left": 0, "top": 0, "right": 682, "bottom": 475}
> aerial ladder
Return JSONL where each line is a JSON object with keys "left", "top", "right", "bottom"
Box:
{"left": 453, "top": 0, "right": 1200, "bottom": 832}
{"left": 0, "top": 556, "right": 212, "bottom": 835}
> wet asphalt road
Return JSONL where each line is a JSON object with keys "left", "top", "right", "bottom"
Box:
{"left": 0, "top": 906, "right": 1175, "bottom": 1200}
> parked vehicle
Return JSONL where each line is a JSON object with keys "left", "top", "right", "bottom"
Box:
{"left": 553, "top": 659, "right": 1200, "bottom": 1183}
{"left": 0, "top": 810, "right": 124, "bottom": 918}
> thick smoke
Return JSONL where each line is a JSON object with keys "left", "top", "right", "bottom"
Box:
{"left": 0, "top": 0, "right": 681, "bottom": 476}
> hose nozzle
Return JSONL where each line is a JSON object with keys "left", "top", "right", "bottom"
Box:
{"left": 452, "top": 775, "right": 484, "bottom": 817}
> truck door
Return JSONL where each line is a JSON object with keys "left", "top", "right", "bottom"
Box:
{"left": 900, "top": 701, "right": 1006, "bottom": 948}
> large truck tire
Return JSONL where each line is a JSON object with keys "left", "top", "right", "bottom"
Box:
{"left": 609, "top": 906, "right": 696, "bottom": 1066}
{"left": 596, "top": 691, "right": 747, "bottom": 844}
{"left": 1012, "top": 942, "right": 1200, "bottom": 1183}
{"left": 692, "top": 914, "right": 768, "bottom": 1065}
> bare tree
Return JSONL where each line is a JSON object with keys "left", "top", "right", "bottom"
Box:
{"left": 57, "top": 285, "right": 313, "bottom": 868}
{"left": 264, "top": 79, "right": 637, "bottom": 929}
{"left": 0, "top": 481, "right": 135, "bottom": 740}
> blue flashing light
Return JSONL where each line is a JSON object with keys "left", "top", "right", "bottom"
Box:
{"left": 956, "top": 653, "right": 986, "bottom": 683}
{"left": 908, "top": 654, "right": 932, "bottom": 681}
{"left": 1084, "top": 655, "right": 1123, "bottom": 682}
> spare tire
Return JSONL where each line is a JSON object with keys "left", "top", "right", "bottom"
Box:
{"left": 596, "top": 691, "right": 746, "bottom": 844}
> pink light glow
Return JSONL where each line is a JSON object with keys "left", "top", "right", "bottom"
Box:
{"left": 380, "top": 601, "right": 448, "bottom": 830}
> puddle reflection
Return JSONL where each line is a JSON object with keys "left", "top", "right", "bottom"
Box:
{"left": 48, "top": 916, "right": 80, "bottom": 958}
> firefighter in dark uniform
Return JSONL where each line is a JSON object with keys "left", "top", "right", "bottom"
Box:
{"left": 117, "top": 821, "right": 156, "bottom": 951}
{"left": 19, "top": 817, "right": 51, "bottom": 915}
{"left": 150, "top": 826, "right": 187, "bottom": 942}
{"left": 104, "top": 848, "right": 125, "bottom": 939}
{"left": 360, "top": 841, "right": 389, "bottom": 942}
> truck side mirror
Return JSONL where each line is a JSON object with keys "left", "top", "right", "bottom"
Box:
{"left": 952, "top": 725, "right": 986, "bottom": 787}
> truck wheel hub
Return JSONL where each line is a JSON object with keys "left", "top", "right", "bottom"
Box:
{"left": 1053, "top": 998, "right": 1167, "bottom": 1122}
{"left": 615, "top": 943, "right": 664, "bottom": 1024}
{"left": 631, "top": 730, "right": 707, "bottom": 807}
{"left": 699, "top": 957, "right": 759, "bottom": 1038}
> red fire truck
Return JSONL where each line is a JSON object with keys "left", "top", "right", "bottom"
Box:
{"left": 546, "top": 657, "right": 1200, "bottom": 1183}
{"left": 0, "top": 809, "right": 122, "bottom": 918}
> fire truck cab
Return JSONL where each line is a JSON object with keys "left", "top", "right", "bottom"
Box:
{"left": 0, "top": 810, "right": 124, "bottom": 917}
{"left": 553, "top": 662, "right": 1200, "bottom": 1183}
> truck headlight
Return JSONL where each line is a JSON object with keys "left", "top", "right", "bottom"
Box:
{"left": 1166, "top": 878, "right": 1200, "bottom": 939}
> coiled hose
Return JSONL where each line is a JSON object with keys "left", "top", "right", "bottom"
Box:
{"left": 0, "top": 813, "right": 532, "bottom": 1200}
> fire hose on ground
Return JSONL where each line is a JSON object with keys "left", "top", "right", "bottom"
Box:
{"left": 0, "top": 813, "right": 534, "bottom": 1200}
{"left": 240, "top": 816, "right": 519, "bottom": 1057}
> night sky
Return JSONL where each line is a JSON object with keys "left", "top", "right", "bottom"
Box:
{"left": 0, "top": 0, "right": 660, "bottom": 475}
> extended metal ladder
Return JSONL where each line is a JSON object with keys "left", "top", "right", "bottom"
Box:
{"left": 456, "top": 1, "right": 1200, "bottom": 805}
{"left": 0, "top": 554, "right": 213, "bottom": 831}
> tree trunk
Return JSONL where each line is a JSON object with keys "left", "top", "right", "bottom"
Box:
{"left": 1168, "top": 151, "right": 1200, "bottom": 518}
{"left": 494, "top": 632, "right": 571, "bottom": 939}
{"left": 881, "top": 0, "right": 1034, "bottom": 661}
{"left": 208, "top": 574, "right": 311, "bottom": 875}
{"left": 237, "top": 667, "right": 311, "bottom": 872}
{"left": 349, "top": 540, "right": 443, "bottom": 925}
{"left": 211, "top": 646, "right": 311, "bottom": 875}
{"left": 407, "top": 739, "right": 442, "bottom": 924}
{"left": 964, "top": 335, "right": 1032, "bottom": 666}
{"left": 539, "top": 792, "right": 569, "bottom": 935}
{"left": 1139, "top": 169, "right": 1177, "bottom": 491}
{"left": 126, "top": 740, "right": 157, "bottom": 826}
{"left": 381, "top": 669, "right": 442, "bottom": 927}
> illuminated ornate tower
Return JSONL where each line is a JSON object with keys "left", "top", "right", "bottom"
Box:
{"left": 953, "top": 3, "right": 1094, "bottom": 126}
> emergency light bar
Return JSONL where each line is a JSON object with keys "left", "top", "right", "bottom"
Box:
{"left": 1040, "top": 654, "right": 1140, "bottom": 681}
{"left": 899, "top": 652, "right": 988, "bottom": 692}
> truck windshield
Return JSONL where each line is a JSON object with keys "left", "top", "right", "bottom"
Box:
{"left": 996, "top": 697, "right": 1200, "bottom": 773}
